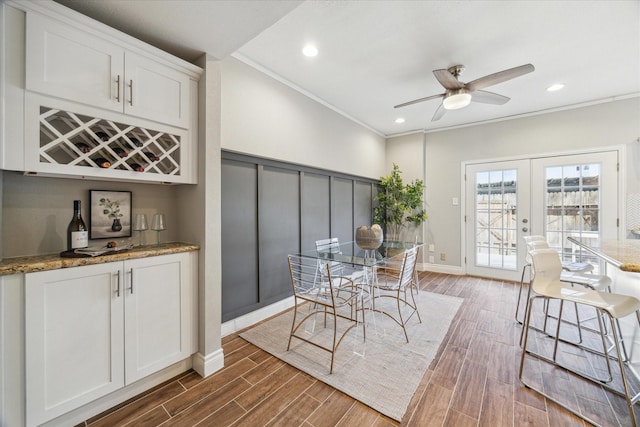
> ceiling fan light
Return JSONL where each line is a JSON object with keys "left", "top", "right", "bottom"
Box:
{"left": 443, "top": 90, "right": 472, "bottom": 110}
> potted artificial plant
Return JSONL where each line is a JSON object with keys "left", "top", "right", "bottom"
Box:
{"left": 373, "top": 163, "right": 427, "bottom": 241}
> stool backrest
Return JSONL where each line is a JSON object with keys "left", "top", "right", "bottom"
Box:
{"left": 530, "top": 248, "right": 564, "bottom": 297}
{"left": 525, "top": 239, "right": 549, "bottom": 263}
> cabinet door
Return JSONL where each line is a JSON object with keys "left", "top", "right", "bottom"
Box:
{"left": 25, "top": 12, "right": 124, "bottom": 113}
{"left": 124, "top": 53, "right": 190, "bottom": 129}
{"left": 124, "top": 252, "right": 192, "bottom": 383}
{"left": 25, "top": 263, "right": 124, "bottom": 427}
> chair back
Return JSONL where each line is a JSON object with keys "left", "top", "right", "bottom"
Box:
{"left": 288, "top": 255, "right": 336, "bottom": 306}
{"left": 315, "top": 238, "right": 341, "bottom": 254}
{"left": 524, "top": 238, "right": 549, "bottom": 263}
{"left": 399, "top": 247, "right": 418, "bottom": 289}
{"left": 529, "top": 248, "right": 565, "bottom": 297}
{"left": 523, "top": 235, "right": 546, "bottom": 244}
{"left": 315, "top": 237, "right": 343, "bottom": 275}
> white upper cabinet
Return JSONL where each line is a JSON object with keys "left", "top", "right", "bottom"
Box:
{"left": 124, "top": 53, "right": 190, "bottom": 129}
{"left": 1, "top": 1, "right": 201, "bottom": 183}
{"left": 25, "top": 11, "right": 191, "bottom": 129}
{"left": 25, "top": 12, "right": 125, "bottom": 115}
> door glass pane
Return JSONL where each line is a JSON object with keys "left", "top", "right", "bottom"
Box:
{"left": 474, "top": 168, "right": 517, "bottom": 270}
{"left": 544, "top": 162, "right": 602, "bottom": 271}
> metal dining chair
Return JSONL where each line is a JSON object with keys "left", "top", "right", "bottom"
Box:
{"left": 286, "top": 254, "right": 365, "bottom": 374}
{"left": 371, "top": 246, "right": 421, "bottom": 343}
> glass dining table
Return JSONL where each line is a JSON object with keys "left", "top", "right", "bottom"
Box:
{"left": 297, "top": 240, "right": 423, "bottom": 268}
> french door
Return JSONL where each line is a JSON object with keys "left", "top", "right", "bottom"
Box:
{"left": 531, "top": 152, "right": 619, "bottom": 272}
{"left": 465, "top": 151, "right": 619, "bottom": 281}
{"left": 465, "top": 160, "right": 530, "bottom": 281}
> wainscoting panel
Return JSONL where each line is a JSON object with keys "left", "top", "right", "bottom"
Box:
{"left": 221, "top": 152, "right": 378, "bottom": 322}
{"left": 221, "top": 159, "right": 259, "bottom": 320}
{"left": 258, "top": 165, "right": 300, "bottom": 306}
{"left": 301, "top": 172, "right": 331, "bottom": 252}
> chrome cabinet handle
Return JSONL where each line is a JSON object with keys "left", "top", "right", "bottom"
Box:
{"left": 129, "top": 268, "right": 134, "bottom": 294}
{"left": 129, "top": 79, "right": 133, "bottom": 106}
{"left": 115, "top": 75, "right": 121, "bottom": 102}
{"left": 115, "top": 270, "right": 121, "bottom": 297}
{"left": 522, "top": 227, "right": 529, "bottom": 232}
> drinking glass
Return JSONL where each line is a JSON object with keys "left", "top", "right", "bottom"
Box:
{"left": 151, "top": 213, "right": 166, "bottom": 245}
{"left": 132, "top": 214, "right": 148, "bottom": 246}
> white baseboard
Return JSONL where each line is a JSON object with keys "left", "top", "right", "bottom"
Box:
{"left": 192, "top": 349, "right": 224, "bottom": 378}
{"left": 221, "top": 296, "right": 295, "bottom": 337}
{"left": 419, "top": 263, "right": 464, "bottom": 275}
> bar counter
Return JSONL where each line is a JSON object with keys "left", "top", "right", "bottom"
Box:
{"left": 567, "top": 237, "right": 640, "bottom": 273}
{"left": 0, "top": 242, "right": 199, "bottom": 276}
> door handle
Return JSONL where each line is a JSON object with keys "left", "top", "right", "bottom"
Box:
{"left": 129, "top": 79, "right": 133, "bottom": 106}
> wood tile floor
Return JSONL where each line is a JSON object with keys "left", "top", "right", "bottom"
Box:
{"left": 78, "top": 272, "right": 640, "bottom": 426}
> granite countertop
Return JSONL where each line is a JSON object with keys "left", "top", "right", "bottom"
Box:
{"left": 0, "top": 242, "right": 199, "bottom": 276}
{"left": 600, "top": 240, "right": 640, "bottom": 273}
{"left": 569, "top": 238, "right": 640, "bottom": 273}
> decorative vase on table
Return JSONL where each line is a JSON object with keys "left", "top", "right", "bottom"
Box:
{"left": 356, "top": 224, "right": 384, "bottom": 257}
{"left": 111, "top": 218, "right": 122, "bottom": 232}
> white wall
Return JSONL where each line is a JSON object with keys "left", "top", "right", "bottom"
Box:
{"left": 387, "top": 97, "right": 640, "bottom": 270}
{"left": 220, "top": 57, "right": 386, "bottom": 179}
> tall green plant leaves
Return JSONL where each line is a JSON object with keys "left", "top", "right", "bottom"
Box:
{"left": 373, "top": 164, "right": 427, "bottom": 235}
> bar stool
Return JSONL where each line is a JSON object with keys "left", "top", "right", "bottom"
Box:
{"left": 519, "top": 248, "right": 640, "bottom": 426}
{"left": 516, "top": 237, "right": 606, "bottom": 325}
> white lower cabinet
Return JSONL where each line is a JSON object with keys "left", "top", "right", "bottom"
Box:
{"left": 24, "top": 252, "right": 195, "bottom": 427}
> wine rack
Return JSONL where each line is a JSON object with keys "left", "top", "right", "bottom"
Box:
{"left": 38, "top": 106, "right": 182, "bottom": 177}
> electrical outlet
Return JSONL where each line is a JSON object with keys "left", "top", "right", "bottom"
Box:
{"left": 429, "top": 255, "right": 435, "bottom": 263}
{"left": 440, "top": 253, "right": 446, "bottom": 261}
{"left": 428, "top": 244, "right": 435, "bottom": 252}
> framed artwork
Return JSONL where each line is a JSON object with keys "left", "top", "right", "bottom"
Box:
{"left": 89, "top": 190, "right": 132, "bottom": 239}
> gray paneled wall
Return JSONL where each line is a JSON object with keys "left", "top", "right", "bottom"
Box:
{"left": 221, "top": 152, "right": 378, "bottom": 322}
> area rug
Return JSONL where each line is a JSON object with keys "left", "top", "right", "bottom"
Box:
{"left": 240, "top": 291, "right": 463, "bottom": 422}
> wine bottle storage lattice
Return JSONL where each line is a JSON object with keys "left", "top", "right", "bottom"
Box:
{"left": 38, "top": 106, "right": 181, "bottom": 176}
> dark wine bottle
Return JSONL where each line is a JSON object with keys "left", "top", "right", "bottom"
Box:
{"left": 75, "top": 142, "right": 91, "bottom": 153}
{"left": 67, "top": 200, "right": 88, "bottom": 250}
{"left": 143, "top": 152, "right": 159, "bottom": 162}
{"left": 130, "top": 138, "right": 143, "bottom": 147}
{"left": 113, "top": 147, "right": 128, "bottom": 158}
{"left": 93, "top": 157, "right": 111, "bottom": 168}
{"left": 130, "top": 163, "right": 145, "bottom": 172}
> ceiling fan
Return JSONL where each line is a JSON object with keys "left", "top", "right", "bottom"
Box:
{"left": 394, "top": 63, "right": 535, "bottom": 121}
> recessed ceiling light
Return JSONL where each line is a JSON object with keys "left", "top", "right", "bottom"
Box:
{"left": 547, "top": 83, "right": 565, "bottom": 92}
{"left": 395, "top": 118, "right": 405, "bottom": 124}
{"left": 302, "top": 45, "right": 318, "bottom": 57}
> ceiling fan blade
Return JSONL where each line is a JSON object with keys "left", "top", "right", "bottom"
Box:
{"left": 431, "top": 103, "right": 447, "bottom": 121}
{"left": 466, "top": 64, "right": 535, "bottom": 92}
{"left": 471, "top": 90, "right": 510, "bottom": 105}
{"left": 394, "top": 93, "right": 444, "bottom": 109}
{"left": 433, "top": 69, "right": 464, "bottom": 90}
